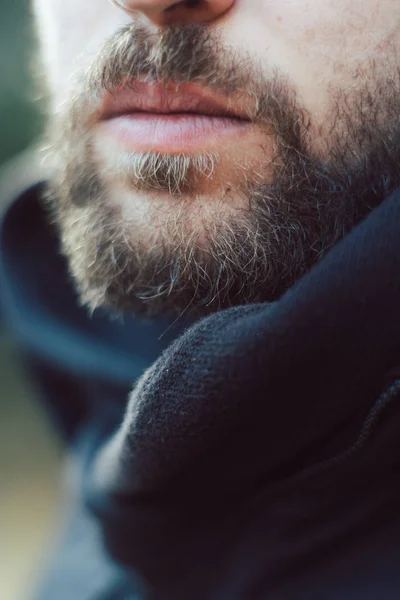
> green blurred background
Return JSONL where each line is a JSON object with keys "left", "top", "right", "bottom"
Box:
{"left": 0, "top": 3, "right": 62, "bottom": 600}
{"left": 0, "top": 0, "right": 42, "bottom": 167}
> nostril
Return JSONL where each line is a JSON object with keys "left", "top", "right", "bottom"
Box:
{"left": 165, "top": 0, "right": 202, "bottom": 11}
{"left": 110, "top": 0, "right": 204, "bottom": 14}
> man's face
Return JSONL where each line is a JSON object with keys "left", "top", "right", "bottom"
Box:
{"left": 34, "top": 0, "right": 400, "bottom": 316}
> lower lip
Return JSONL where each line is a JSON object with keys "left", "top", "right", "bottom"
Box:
{"left": 97, "top": 113, "right": 251, "bottom": 153}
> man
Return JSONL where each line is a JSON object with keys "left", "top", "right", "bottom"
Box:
{"left": 2, "top": 0, "right": 400, "bottom": 598}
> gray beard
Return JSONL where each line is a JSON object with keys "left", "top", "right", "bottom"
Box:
{"left": 44, "top": 24, "right": 400, "bottom": 318}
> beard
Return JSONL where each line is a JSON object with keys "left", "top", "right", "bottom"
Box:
{"left": 44, "top": 23, "right": 400, "bottom": 318}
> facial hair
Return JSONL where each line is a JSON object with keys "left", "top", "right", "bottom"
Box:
{"left": 44, "top": 23, "right": 400, "bottom": 318}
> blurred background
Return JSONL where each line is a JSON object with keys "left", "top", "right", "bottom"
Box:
{"left": 0, "top": 2, "right": 63, "bottom": 599}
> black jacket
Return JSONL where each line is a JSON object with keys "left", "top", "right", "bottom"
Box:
{"left": 2, "top": 177, "right": 400, "bottom": 600}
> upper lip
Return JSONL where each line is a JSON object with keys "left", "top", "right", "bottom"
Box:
{"left": 98, "top": 82, "right": 252, "bottom": 121}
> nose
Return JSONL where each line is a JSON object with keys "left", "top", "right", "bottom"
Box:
{"left": 110, "top": 0, "right": 235, "bottom": 27}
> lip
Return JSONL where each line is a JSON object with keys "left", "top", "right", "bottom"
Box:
{"left": 95, "top": 82, "right": 253, "bottom": 153}
{"left": 99, "top": 81, "right": 252, "bottom": 121}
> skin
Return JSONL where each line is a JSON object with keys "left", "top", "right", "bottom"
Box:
{"left": 31, "top": 0, "right": 400, "bottom": 316}
{"left": 34, "top": 0, "right": 399, "bottom": 122}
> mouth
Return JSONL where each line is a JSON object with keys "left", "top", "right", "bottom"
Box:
{"left": 95, "top": 81, "right": 253, "bottom": 153}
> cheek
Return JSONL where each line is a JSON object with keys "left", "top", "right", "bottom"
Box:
{"left": 225, "top": 0, "right": 399, "bottom": 117}
{"left": 34, "top": 0, "right": 129, "bottom": 106}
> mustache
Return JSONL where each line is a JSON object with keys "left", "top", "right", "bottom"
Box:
{"left": 85, "top": 22, "right": 264, "bottom": 100}
{"left": 78, "top": 22, "right": 307, "bottom": 140}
